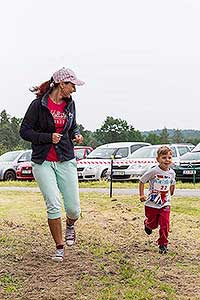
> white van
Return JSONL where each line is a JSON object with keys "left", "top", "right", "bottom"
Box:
{"left": 77, "top": 142, "right": 150, "bottom": 180}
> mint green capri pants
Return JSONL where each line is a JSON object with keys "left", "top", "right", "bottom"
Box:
{"left": 32, "top": 159, "right": 80, "bottom": 220}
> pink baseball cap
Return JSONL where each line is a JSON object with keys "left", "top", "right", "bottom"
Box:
{"left": 52, "top": 67, "right": 85, "bottom": 86}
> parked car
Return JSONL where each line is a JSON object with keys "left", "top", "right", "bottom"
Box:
{"left": 173, "top": 145, "right": 200, "bottom": 182}
{"left": 77, "top": 142, "right": 151, "bottom": 181}
{"left": 0, "top": 150, "right": 32, "bottom": 181}
{"left": 16, "top": 146, "right": 93, "bottom": 180}
{"left": 107, "top": 143, "right": 193, "bottom": 181}
{"left": 16, "top": 155, "right": 34, "bottom": 181}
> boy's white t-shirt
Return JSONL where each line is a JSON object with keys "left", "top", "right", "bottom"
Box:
{"left": 140, "top": 166, "right": 176, "bottom": 209}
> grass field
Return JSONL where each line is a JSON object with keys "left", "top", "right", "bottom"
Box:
{"left": 0, "top": 180, "right": 200, "bottom": 189}
{"left": 0, "top": 189, "right": 200, "bottom": 300}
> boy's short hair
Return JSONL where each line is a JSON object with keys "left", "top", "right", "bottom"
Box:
{"left": 157, "top": 146, "right": 172, "bottom": 157}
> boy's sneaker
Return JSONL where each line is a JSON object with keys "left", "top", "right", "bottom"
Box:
{"left": 144, "top": 225, "right": 152, "bottom": 235}
{"left": 65, "top": 224, "right": 76, "bottom": 246}
{"left": 159, "top": 245, "right": 168, "bottom": 254}
{"left": 52, "top": 246, "right": 65, "bottom": 262}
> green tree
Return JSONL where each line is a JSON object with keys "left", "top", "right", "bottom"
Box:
{"left": 0, "top": 110, "right": 13, "bottom": 151}
{"left": 94, "top": 116, "right": 143, "bottom": 145}
{"left": 77, "top": 124, "right": 98, "bottom": 148}
{"left": 145, "top": 132, "right": 161, "bottom": 144}
{"left": 172, "top": 128, "right": 184, "bottom": 143}
{"left": 127, "top": 125, "right": 144, "bottom": 142}
{"left": 0, "top": 110, "right": 30, "bottom": 155}
{"left": 159, "top": 127, "right": 169, "bottom": 144}
{"left": 186, "top": 137, "right": 200, "bottom": 146}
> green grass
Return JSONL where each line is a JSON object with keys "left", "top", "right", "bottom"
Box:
{"left": 0, "top": 273, "right": 20, "bottom": 294}
{"left": 0, "top": 179, "right": 200, "bottom": 189}
{"left": 173, "top": 197, "right": 200, "bottom": 216}
{"left": 0, "top": 191, "right": 200, "bottom": 299}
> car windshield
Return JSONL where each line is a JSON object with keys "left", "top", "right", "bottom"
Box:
{"left": 129, "top": 146, "right": 176, "bottom": 159}
{"left": 180, "top": 152, "right": 200, "bottom": 161}
{"left": 87, "top": 147, "right": 128, "bottom": 159}
{"left": 129, "top": 147, "right": 159, "bottom": 158}
{"left": 0, "top": 151, "right": 22, "bottom": 162}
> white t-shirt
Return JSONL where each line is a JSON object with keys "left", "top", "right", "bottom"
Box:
{"left": 140, "top": 166, "right": 176, "bottom": 209}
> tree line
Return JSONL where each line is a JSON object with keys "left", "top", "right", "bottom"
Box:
{"left": 0, "top": 110, "right": 199, "bottom": 155}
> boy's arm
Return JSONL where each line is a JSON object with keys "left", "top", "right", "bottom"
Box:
{"left": 170, "top": 171, "right": 176, "bottom": 196}
{"left": 139, "top": 181, "right": 146, "bottom": 202}
{"left": 170, "top": 184, "right": 175, "bottom": 196}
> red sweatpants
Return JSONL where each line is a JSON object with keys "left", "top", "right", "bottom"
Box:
{"left": 144, "top": 206, "right": 170, "bottom": 246}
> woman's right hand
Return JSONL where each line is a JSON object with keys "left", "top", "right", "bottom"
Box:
{"left": 52, "top": 133, "right": 63, "bottom": 144}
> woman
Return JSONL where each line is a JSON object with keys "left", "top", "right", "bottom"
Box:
{"left": 20, "top": 67, "right": 84, "bottom": 262}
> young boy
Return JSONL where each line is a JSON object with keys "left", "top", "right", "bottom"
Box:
{"left": 139, "top": 146, "right": 176, "bottom": 254}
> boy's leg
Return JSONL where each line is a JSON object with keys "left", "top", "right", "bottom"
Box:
{"left": 157, "top": 206, "right": 170, "bottom": 247}
{"left": 144, "top": 206, "right": 159, "bottom": 233}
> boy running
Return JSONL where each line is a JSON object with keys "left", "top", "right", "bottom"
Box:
{"left": 139, "top": 146, "right": 176, "bottom": 254}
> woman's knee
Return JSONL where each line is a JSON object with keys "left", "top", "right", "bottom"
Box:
{"left": 66, "top": 206, "right": 80, "bottom": 220}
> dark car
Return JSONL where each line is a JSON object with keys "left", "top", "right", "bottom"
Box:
{"left": 0, "top": 150, "right": 32, "bottom": 181}
{"left": 173, "top": 151, "right": 200, "bottom": 182}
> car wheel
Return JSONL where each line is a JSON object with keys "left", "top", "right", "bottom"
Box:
{"left": 101, "top": 169, "right": 108, "bottom": 179}
{"left": 4, "top": 170, "right": 16, "bottom": 181}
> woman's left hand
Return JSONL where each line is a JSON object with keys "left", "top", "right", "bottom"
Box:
{"left": 74, "top": 134, "right": 83, "bottom": 144}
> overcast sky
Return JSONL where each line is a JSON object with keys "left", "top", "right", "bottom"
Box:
{"left": 1, "top": 0, "right": 200, "bottom": 132}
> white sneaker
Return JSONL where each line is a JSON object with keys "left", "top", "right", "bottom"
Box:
{"left": 52, "top": 247, "right": 64, "bottom": 262}
{"left": 65, "top": 225, "right": 76, "bottom": 246}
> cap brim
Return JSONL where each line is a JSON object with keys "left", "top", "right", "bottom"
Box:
{"left": 71, "top": 79, "right": 85, "bottom": 86}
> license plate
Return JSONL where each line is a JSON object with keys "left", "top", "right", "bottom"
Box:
{"left": 113, "top": 171, "right": 125, "bottom": 176}
{"left": 183, "top": 170, "right": 196, "bottom": 175}
{"left": 22, "top": 170, "right": 32, "bottom": 174}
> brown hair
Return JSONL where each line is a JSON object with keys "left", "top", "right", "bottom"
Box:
{"left": 29, "top": 78, "right": 59, "bottom": 97}
{"left": 157, "top": 146, "right": 172, "bottom": 157}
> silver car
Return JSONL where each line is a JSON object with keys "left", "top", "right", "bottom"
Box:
{"left": 108, "top": 144, "right": 193, "bottom": 181}
{"left": 0, "top": 150, "right": 32, "bottom": 180}
{"left": 77, "top": 142, "right": 150, "bottom": 181}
